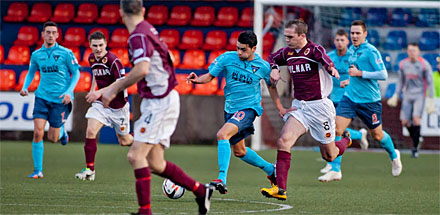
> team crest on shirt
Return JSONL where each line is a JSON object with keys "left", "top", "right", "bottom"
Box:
{"left": 140, "top": 127, "right": 146, "bottom": 133}
{"left": 53, "top": 55, "right": 60, "bottom": 61}
{"left": 357, "top": 52, "right": 362, "bottom": 57}
{"left": 120, "top": 125, "right": 126, "bottom": 131}
{"left": 288, "top": 52, "right": 293, "bottom": 56}
{"left": 251, "top": 65, "right": 260, "bottom": 73}
{"left": 102, "top": 57, "right": 107, "bottom": 63}
{"left": 325, "top": 132, "right": 331, "bottom": 138}
{"left": 90, "top": 58, "right": 95, "bottom": 63}
{"left": 304, "top": 48, "right": 310, "bottom": 55}
{"left": 375, "top": 58, "right": 383, "bottom": 64}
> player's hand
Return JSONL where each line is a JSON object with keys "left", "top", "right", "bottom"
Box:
{"left": 349, "top": 65, "right": 362, "bottom": 77}
{"left": 85, "top": 90, "right": 103, "bottom": 103}
{"left": 340, "top": 79, "right": 350, "bottom": 88}
{"left": 186, "top": 72, "right": 198, "bottom": 84}
{"left": 425, "top": 98, "right": 435, "bottom": 114}
{"left": 100, "top": 87, "right": 118, "bottom": 108}
{"left": 279, "top": 106, "right": 297, "bottom": 118}
{"left": 328, "top": 63, "right": 340, "bottom": 80}
{"left": 60, "top": 94, "right": 71, "bottom": 104}
{"left": 387, "top": 94, "right": 398, "bottom": 107}
{"left": 19, "top": 89, "right": 28, "bottom": 96}
{"left": 270, "top": 69, "right": 286, "bottom": 85}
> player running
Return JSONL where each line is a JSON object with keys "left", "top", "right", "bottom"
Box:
{"left": 318, "top": 29, "right": 369, "bottom": 182}
{"left": 186, "top": 31, "right": 278, "bottom": 195}
{"left": 336, "top": 20, "right": 402, "bottom": 176}
{"left": 19, "top": 21, "right": 80, "bottom": 179}
{"left": 75, "top": 31, "right": 133, "bottom": 181}
{"left": 387, "top": 43, "right": 434, "bottom": 158}
{"left": 86, "top": 0, "right": 214, "bottom": 214}
{"left": 260, "top": 19, "right": 352, "bottom": 200}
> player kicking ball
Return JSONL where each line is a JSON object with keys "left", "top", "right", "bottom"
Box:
{"left": 75, "top": 31, "right": 133, "bottom": 181}
{"left": 186, "top": 31, "right": 279, "bottom": 194}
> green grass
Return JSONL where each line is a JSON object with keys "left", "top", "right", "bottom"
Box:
{"left": 1, "top": 141, "right": 439, "bottom": 214}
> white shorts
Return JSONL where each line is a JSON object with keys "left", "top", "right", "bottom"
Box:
{"left": 134, "top": 90, "right": 180, "bottom": 148}
{"left": 283, "top": 98, "right": 335, "bottom": 144}
{"left": 85, "top": 102, "right": 130, "bottom": 135}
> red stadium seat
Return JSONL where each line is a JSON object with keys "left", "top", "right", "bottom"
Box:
{"left": 0, "top": 45, "right": 4, "bottom": 64}
{"left": 108, "top": 28, "right": 129, "bottom": 48}
{"left": 192, "top": 77, "right": 219, "bottom": 95}
{"left": 15, "top": 70, "right": 40, "bottom": 91}
{"left": 191, "top": 6, "right": 215, "bottom": 27}
{"left": 205, "top": 50, "right": 226, "bottom": 69}
{"left": 27, "top": 3, "right": 52, "bottom": 23}
{"left": 73, "top": 3, "right": 98, "bottom": 24}
{"left": 167, "top": 6, "right": 192, "bottom": 26}
{"left": 51, "top": 3, "right": 75, "bottom": 23}
{"left": 127, "top": 83, "right": 138, "bottom": 95}
{"left": 160, "top": 29, "right": 180, "bottom": 49}
{"left": 111, "top": 48, "right": 130, "bottom": 67}
{"left": 214, "top": 7, "right": 239, "bottom": 27}
{"left": 226, "top": 31, "right": 243, "bottom": 50}
{"left": 97, "top": 4, "right": 121, "bottom": 24}
{"left": 84, "top": 28, "right": 110, "bottom": 46}
{"left": 174, "top": 73, "right": 192, "bottom": 95}
{"left": 68, "top": 47, "right": 81, "bottom": 63}
{"left": 179, "top": 50, "right": 206, "bottom": 69}
{"left": 147, "top": 5, "right": 168, "bottom": 26}
{"left": 3, "top": 3, "right": 28, "bottom": 22}
{"left": 178, "top": 30, "right": 204, "bottom": 50}
{"left": 238, "top": 7, "right": 253, "bottom": 27}
{"left": 14, "top": 26, "right": 39, "bottom": 46}
{"left": 169, "top": 49, "right": 181, "bottom": 68}
{"left": 202, "top": 30, "right": 227, "bottom": 50}
{"left": 36, "top": 27, "right": 63, "bottom": 47}
{"left": 263, "top": 32, "right": 275, "bottom": 52}
{"left": 217, "top": 77, "right": 226, "bottom": 96}
{"left": 74, "top": 72, "right": 92, "bottom": 92}
{"left": 0, "top": 69, "right": 16, "bottom": 91}
{"left": 80, "top": 48, "right": 93, "bottom": 66}
{"left": 4, "top": 46, "right": 30, "bottom": 65}
{"left": 62, "top": 27, "right": 86, "bottom": 47}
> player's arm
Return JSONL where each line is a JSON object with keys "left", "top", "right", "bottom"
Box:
{"left": 61, "top": 51, "right": 80, "bottom": 104}
{"left": 90, "top": 74, "right": 97, "bottom": 93}
{"left": 352, "top": 50, "right": 387, "bottom": 80}
{"left": 186, "top": 72, "right": 214, "bottom": 84}
{"left": 314, "top": 46, "right": 339, "bottom": 79}
{"left": 20, "top": 54, "right": 38, "bottom": 96}
{"left": 268, "top": 48, "right": 289, "bottom": 85}
{"left": 424, "top": 60, "right": 435, "bottom": 114}
{"left": 187, "top": 53, "right": 224, "bottom": 84}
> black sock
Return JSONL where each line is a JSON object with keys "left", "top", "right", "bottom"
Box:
{"left": 408, "top": 126, "right": 421, "bottom": 149}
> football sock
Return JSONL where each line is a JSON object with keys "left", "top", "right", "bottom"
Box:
{"left": 379, "top": 131, "right": 397, "bottom": 160}
{"left": 84, "top": 138, "right": 97, "bottom": 171}
{"left": 217, "top": 139, "right": 231, "bottom": 184}
{"left": 240, "top": 147, "right": 274, "bottom": 176}
{"left": 134, "top": 167, "right": 152, "bottom": 215}
{"left": 276, "top": 150, "right": 291, "bottom": 190}
{"left": 32, "top": 140, "right": 44, "bottom": 172}
{"left": 58, "top": 124, "right": 66, "bottom": 140}
{"left": 329, "top": 155, "right": 342, "bottom": 172}
{"left": 408, "top": 126, "right": 421, "bottom": 149}
{"left": 346, "top": 128, "right": 362, "bottom": 140}
{"left": 159, "top": 161, "right": 205, "bottom": 198}
{"left": 335, "top": 136, "right": 350, "bottom": 156}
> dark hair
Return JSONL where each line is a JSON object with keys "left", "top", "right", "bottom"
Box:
{"left": 351, "top": 20, "right": 367, "bottom": 32}
{"left": 120, "top": 0, "right": 143, "bottom": 15}
{"left": 89, "top": 31, "right": 106, "bottom": 42}
{"left": 335, "top": 29, "right": 348, "bottom": 38}
{"left": 237, "top": 31, "right": 258, "bottom": 48}
{"left": 284, "top": 19, "right": 308, "bottom": 35}
{"left": 408, "top": 42, "right": 419, "bottom": 47}
{"left": 43, "top": 21, "right": 57, "bottom": 32}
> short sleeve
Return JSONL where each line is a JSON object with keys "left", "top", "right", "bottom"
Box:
{"left": 112, "top": 58, "right": 125, "bottom": 80}
{"left": 368, "top": 49, "right": 385, "bottom": 71}
{"left": 208, "top": 54, "right": 226, "bottom": 77}
{"left": 128, "top": 34, "right": 154, "bottom": 65}
{"left": 66, "top": 50, "right": 80, "bottom": 73}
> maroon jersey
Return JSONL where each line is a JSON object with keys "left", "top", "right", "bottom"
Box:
{"left": 268, "top": 39, "right": 334, "bottom": 101}
{"left": 127, "top": 21, "right": 177, "bottom": 99}
{"left": 89, "top": 52, "right": 127, "bottom": 109}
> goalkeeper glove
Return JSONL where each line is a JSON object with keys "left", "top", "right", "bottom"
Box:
{"left": 387, "top": 94, "right": 398, "bottom": 107}
{"left": 425, "top": 98, "right": 435, "bottom": 114}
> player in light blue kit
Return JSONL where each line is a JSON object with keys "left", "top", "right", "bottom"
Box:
{"left": 336, "top": 20, "right": 402, "bottom": 177}
{"left": 19, "top": 21, "right": 80, "bottom": 178}
{"left": 186, "top": 31, "right": 280, "bottom": 194}
{"left": 318, "top": 29, "right": 369, "bottom": 182}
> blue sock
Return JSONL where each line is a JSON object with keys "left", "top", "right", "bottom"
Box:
{"left": 240, "top": 147, "right": 274, "bottom": 176}
{"left": 58, "top": 124, "right": 65, "bottom": 140}
{"left": 217, "top": 139, "right": 231, "bottom": 184}
{"left": 32, "top": 141, "right": 44, "bottom": 172}
{"left": 346, "top": 128, "right": 362, "bottom": 140}
{"left": 380, "top": 131, "right": 397, "bottom": 160}
{"left": 327, "top": 136, "right": 343, "bottom": 171}
{"left": 335, "top": 136, "right": 342, "bottom": 141}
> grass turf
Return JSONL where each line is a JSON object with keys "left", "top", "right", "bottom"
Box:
{"left": 1, "top": 141, "right": 439, "bottom": 214}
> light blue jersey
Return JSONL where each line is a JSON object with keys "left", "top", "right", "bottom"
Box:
{"left": 328, "top": 49, "right": 352, "bottom": 103}
{"left": 22, "top": 43, "right": 80, "bottom": 103}
{"left": 209, "top": 51, "right": 271, "bottom": 115}
{"left": 345, "top": 40, "right": 387, "bottom": 103}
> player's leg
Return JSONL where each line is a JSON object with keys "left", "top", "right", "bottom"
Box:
{"left": 369, "top": 125, "right": 402, "bottom": 176}
{"left": 410, "top": 96, "right": 423, "bottom": 157}
{"left": 117, "top": 133, "right": 133, "bottom": 146}
{"left": 233, "top": 140, "right": 276, "bottom": 185}
{"left": 29, "top": 118, "right": 47, "bottom": 178}
{"left": 345, "top": 127, "right": 369, "bottom": 150}
{"left": 47, "top": 102, "right": 71, "bottom": 145}
{"left": 75, "top": 118, "right": 104, "bottom": 180}
{"left": 113, "top": 102, "right": 133, "bottom": 146}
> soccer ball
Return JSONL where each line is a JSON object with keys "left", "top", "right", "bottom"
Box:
{"left": 162, "top": 178, "right": 185, "bottom": 199}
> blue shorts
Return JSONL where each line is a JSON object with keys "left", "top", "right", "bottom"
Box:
{"left": 33, "top": 97, "right": 72, "bottom": 128}
{"left": 224, "top": 108, "right": 257, "bottom": 145}
{"left": 336, "top": 96, "right": 382, "bottom": 129}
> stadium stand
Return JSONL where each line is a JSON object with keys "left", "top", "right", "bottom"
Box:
{"left": 340, "top": 7, "right": 362, "bottom": 27}
{"left": 226, "top": 31, "right": 242, "bottom": 50}
{"left": 84, "top": 27, "right": 110, "bottom": 47}
{"left": 192, "top": 77, "right": 219, "bottom": 95}
{"left": 62, "top": 27, "right": 86, "bottom": 47}
{"left": 80, "top": 48, "right": 93, "bottom": 67}
{"left": 147, "top": 5, "right": 169, "bottom": 26}
{"left": 205, "top": 50, "right": 226, "bottom": 69}
{"left": 97, "top": 4, "right": 121, "bottom": 25}
{"left": 419, "top": 31, "right": 439, "bottom": 51}
{"left": 366, "top": 29, "right": 380, "bottom": 48}
{"left": 423, "top": 53, "right": 439, "bottom": 69}
{"left": 167, "top": 5, "right": 192, "bottom": 26}
{"left": 3, "top": 2, "right": 28, "bottom": 22}
{"left": 416, "top": 8, "right": 439, "bottom": 27}
{"left": 15, "top": 70, "right": 40, "bottom": 91}
{"left": 73, "top": 3, "right": 98, "bottom": 24}
{"left": 51, "top": 3, "right": 75, "bottom": 23}
{"left": 238, "top": 7, "right": 253, "bottom": 28}
{"left": 169, "top": 49, "right": 181, "bottom": 67}
{"left": 4, "top": 46, "right": 30, "bottom": 65}
{"left": 174, "top": 73, "right": 193, "bottom": 95}
{"left": 179, "top": 50, "right": 206, "bottom": 69}
{"left": 160, "top": 29, "right": 180, "bottom": 49}
{"left": 70, "top": 47, "right": 81, "bottom": 63}
{"left": 0, "top": 45, "right": 4, "bottom": 64}
{"left": 381, "top": 52, "right": 393, "bottom": 72}
{"left": 366, "top": 8, "right": 387, "bottom": 27}
{"left": 214, "top": 7, "right": 239, "bottom": 27}
{"left": 74, "top": 72, "right": 92, "bottom": 92}
{"left": 384, "top": 30, "right": 407, "bottom": 50}
{"left": 27, "top": 3, "right": 52, "bottom": 23}
{"left": 110, "top": 48, "right": 130, "bottom": 67}
{"left": 13, "top": 26, "right": 39, "bottom": 47}
{"left": 191, "top": 6, "right": 216, "bottom": 27}
{"left": 389, "top": 8, "right": 413, "bottom": 27}
{"left": 178, "top": 30, "right": 204, "bottom": 50}
{"left": 202, "top": 30, "right": 227, "bottom": 50}
{"left": 0, "top": 69, "right": 16, "bottom": 91}
{"left": 108, "top": 28, "right": 129, "bottom": 48}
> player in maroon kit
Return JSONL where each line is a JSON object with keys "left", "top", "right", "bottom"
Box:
{"left": 86, "top": 1, "right": 214, "bottom": 214}
{"left": 75, "top": 31, "right": 133, "bottom": 181}
{"left": 260, "top": 19, "right": 352, "bottom": 200}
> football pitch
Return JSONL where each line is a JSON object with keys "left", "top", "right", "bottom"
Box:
{"left": 1, "top": 141, "right": 439, "bottom": 214}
